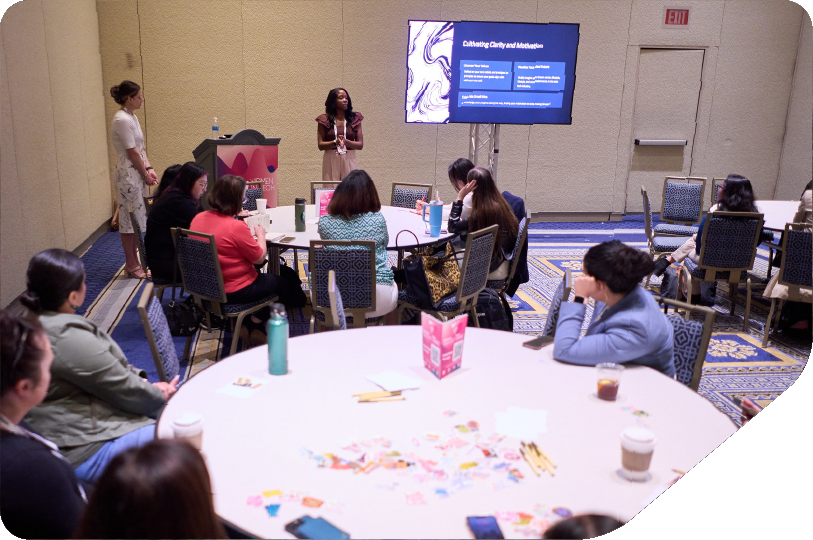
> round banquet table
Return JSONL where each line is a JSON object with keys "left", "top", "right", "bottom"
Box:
{"left": 156, "top": 327, "right": 736, "bottom": 539}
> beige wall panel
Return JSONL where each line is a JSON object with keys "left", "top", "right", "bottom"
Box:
{"left": 775, "top": 8, "right": 812, "bottom": 200}
{"left": 527, "top": 1, "right": 631, "bottom": 213}
{"left": 342, "top": 1, "right": 440, "bottom": 197}
{"left": 702, "top": 0, "right": 803, "bottom": 200}
{"left": 687, "top": 46, "right": 719, "bottom": 209}
{"left": 242, "top": 0, "right": 342, "bottom": 206}
{"left": 628, "top": 0, "right": 725, "bottom": 47}
{"left": 97, "top": 0, "right": 141, "bottom": 196}
{"left": 613, "top": 45, "right": 640, "bottom": 213}
{"left": 138, "top": 0, "right": 245, "bottom": 173}
{"left": 434, "top": 122, "right": 469, "bottom": 204}
{"left": 1, "top": 0, "right": 66, "bottom": 252}
{"left": 0, "top": 31, "right": 28, "bottom": 307}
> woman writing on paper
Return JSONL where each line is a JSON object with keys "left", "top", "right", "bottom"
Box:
{"left": 317, "top": 88, "right": 364, "bottom": 182}
{"left": 416, "top": 158, "right": 475, "bottom": 220}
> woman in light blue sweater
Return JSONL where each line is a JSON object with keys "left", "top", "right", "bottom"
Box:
{"left": 553, "top": 240, "right": 675, "bottom": 376}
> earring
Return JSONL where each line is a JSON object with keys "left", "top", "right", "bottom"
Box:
{"left": 69, "top": 303, "right": 80, "bottom": 311}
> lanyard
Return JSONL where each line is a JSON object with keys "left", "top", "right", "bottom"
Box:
{"left": 334, "top": 120, "right": 346, "bottom": 143}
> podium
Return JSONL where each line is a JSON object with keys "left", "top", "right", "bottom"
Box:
{"left": 193, "top": 129, "right": 281, "bottom": 210}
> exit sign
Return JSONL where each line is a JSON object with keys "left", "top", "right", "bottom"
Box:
{"left": 664, "top": 8, "right": 690, "bottom": 26}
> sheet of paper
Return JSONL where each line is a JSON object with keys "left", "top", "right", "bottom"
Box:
{"left": 494, "top": 407, "right": 548, "bottom": 439}
{"left": 366, "top": 370, "right": 427, "bottom": 392}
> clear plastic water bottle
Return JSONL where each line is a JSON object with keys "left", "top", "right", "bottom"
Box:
{"left": 212, "top": 117, "right": 219, "bottom": 140}
{"left": 267, "top": 304, "right": 288, "bottom": 375}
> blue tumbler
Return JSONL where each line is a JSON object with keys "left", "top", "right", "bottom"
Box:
{"left": 422, "top": 200, "right": 443, "bottom": 237}
{"left": 267, "top": 304, "right": 288, "bottom": 375}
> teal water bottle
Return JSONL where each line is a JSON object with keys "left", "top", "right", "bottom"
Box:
{"left": 267, "top": 304, "right": 288, "bottom": 375}
{"left": 295, "top": 198, "right": 306, "bottom": 232}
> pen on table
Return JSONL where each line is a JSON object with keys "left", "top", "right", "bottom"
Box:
{"left": 520, "top": 447, "right": 541, "bottom": 476}
{"left": 672, "top": 469, "right": 686, "bottom": 476}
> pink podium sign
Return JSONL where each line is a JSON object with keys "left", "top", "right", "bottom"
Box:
{"left": 422, "top": 312, "right": 467, "bottom": 380}
{"left": 319, "top": 190, "right": 334, "bottom": 217}
{"left": 216, "top": 145, "right": 278, "bottom": 207}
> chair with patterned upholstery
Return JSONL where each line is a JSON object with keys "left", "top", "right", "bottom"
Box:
{"left": 327, "top": 270, "right": 347, "bottom": 331}
{"left": 486, "top": 216, "right": 529, "bottom": 301}
{"left": 137, "top": 282, "right": 191, "bottom": 382}
{"left": 242, "top": 181, "right": 263, "bottom": 211}
{"left": 653, "top": 176, "right": 707, "bottom": 237}
{"left": 541, "top": 268, "right": 572, "bottom": 337}
{"left": 641, "top": 187, "right": 686, "bottom": 288}
{"left": 129, "top": 209, "right": 178, "bottom": 300}
{"left": 310, "top": 181, "right": 341, "bottom": 205}
{"left": 397, "top": 225, "right": 498, "bottom": 327}
{"left": 173, "top": 228, "right": 278, "bottom": 356}
{"left": 390, "top": 183, "right": 432, "bottom": 209}
{"left": 308, "top": 239, "right": 377, "bottom": 332}
{"left": 679, "top": 211, "right": 764, "bottom": 331}
{"left": 759, "top": 223, "right": 812, "bottom": 347}
{"left": 655, "top": 296, "right": 715, "bottom": 391}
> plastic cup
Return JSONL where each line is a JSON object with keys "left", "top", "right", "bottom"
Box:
{"left": 256, "top": 198, "right": 267, "bottom": 214}
{"left": 596, "top": 362, "right": 624, "bottom": 401}
{"left": 172, "top": 412, "right": 204, "bottom": 450}
{"left": 620, "top": 427, "right": 656, "bottom": 481}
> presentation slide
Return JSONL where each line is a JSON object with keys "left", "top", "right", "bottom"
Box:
{"left": 406, "top": 21, "right": 579, "bottom": 125}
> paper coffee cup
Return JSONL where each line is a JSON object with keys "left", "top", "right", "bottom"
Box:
{"left": 256, "top": 198, "right": 267, "bottom": 213}
{"left": 620, "top": 427, "right": 656, "bottom": 481}
{"left": 172, "top": 412, "right": 204, "bottom": 450}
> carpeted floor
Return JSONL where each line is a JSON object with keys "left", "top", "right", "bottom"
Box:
{"left": 78, "top": 217, "right": 810, "bottom": 425}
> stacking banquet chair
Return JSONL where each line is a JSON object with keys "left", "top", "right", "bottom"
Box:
{"left": 486, "top": 216, "right": 529, "bottom": 303}
{"left": 390, "top": 183, "right": 432, "bottom": 209}
{"left": 129, "top": 209, "right": 178, "bottom": 301}
{"left": 678, "top": 211, "right": 764, "bottom": 331}
{"left": 540, "top": 268, "right": 572, "bottom": 337}
{"left": 311, "top": 181, "right": 341, "bottom": 205}
{"left": 656, "top": 296, "right": 715, "bottom": 391}
{"left": 309, "top": 240, "right": 377, "bottom": 332}
{"left": 137, "top": 282, "right": 189, "bottom": 382}
{"left": 653, "top": 176, "right": 707, "bottom": 237}
{"left": 242, "top": 181, "right": 263, "bottom": 211}
{"left": 397, "top": 225, "right": 498, "bottom": 327}
{"left": 326, "top": 270, "right": 348, "bottom": 331}
{"left": 173, "top": 228, "right": 278, "bottom": 356}
{"left": 759, "top": 223, "right": 812, "bottom": 347}
{"left": 641, "top": 187, "right": 686, "bottom": 288}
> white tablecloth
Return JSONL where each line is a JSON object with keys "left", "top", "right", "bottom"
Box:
{"left": 157, "top": 327, "right": 736, "bottom": 539}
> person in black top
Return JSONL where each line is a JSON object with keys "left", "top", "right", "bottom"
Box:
{"left": 144, "top": 162, "right": 207, "bottom": 280}
{"left": 0, "top": 309, "right": 86, "bottom": 539}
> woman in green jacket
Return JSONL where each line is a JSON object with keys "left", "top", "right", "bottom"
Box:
{"left": 21, "top": 249, "right": 177, "bottom": 482}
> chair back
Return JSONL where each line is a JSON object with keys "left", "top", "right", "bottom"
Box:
{"left": 137, "top": 282, "right": 180, "bottom": 382}
{"left": 327, "top": 269, "right": 347, "bottom": 330}
{"left": 696, "top": 211, "right": 764, "bottom": 283}
{"left": 641, "top": 186, "right": 653, "bottom": 241}
{"left": 501, "top": 217, "right": 529, "bottom": 288}
{"left": 542, "top": 268, "right": 572, "bottom": 337}
{"left": 129, "top": 209, "right": 149, "bottom": 272}
{"left": 778, "top": 223, "right": 813, "bottom": 290}
{"left": 656, "top": 296, "right": 715, "bottom": 391}
{"left": 243, "top": 181, "right": 263, "bottom": 211}
{"left": 712, "top": 177, "right": 725, "bottom": 206}
{"left": 309, "top": 239, "right": 376, "bottom": 328}
{"left": 457, "top": 225, "right": 498, "bottom": 305}
{"left": 172, "top": 228, "right": 228, "bottom": 308}
{"left": 311, "top": 181, "right": 341, "bottom": 204}
{"left": 391, "top": 183, "right": 432, "bottom": 209}
{"left": 660, "top": 176, "right": 707, "bottom": 224}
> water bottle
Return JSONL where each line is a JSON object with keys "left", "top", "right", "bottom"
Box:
{"left": 212, "top": 117, "right": 219, "bottom": 140}
{"left": 295, "top": 198, "right": 306, "bottom": 232}
{"left": 267, "top": 304, "right": 288, "bottom": 375}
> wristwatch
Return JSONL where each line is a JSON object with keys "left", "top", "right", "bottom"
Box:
{"left": 573, "top": 296, "right": 585, "bottom": 304}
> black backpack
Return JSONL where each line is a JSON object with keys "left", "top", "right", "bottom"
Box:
{"left": 469, "top": 288, "right": 513, "bottom": 331}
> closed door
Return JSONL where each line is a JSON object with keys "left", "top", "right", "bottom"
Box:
{"left": 626, "top": 48, "right": 705, "bottom": 212}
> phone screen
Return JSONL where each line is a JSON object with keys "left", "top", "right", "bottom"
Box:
{"left": 467, "top": 516, "right": 505, "bottom": 539}
{"left": 290, "top": 516, "right": 349, "bottom": 540}
{"left": 522, "top": 335, "right": 554, "bottom": 350}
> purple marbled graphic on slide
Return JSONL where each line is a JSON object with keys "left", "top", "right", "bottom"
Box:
{"left": 406, "top": 21, "right": 453, "bottom": 123}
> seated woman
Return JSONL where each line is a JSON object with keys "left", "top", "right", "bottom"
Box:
{"left": 21, "top": 249, "right": 177, "bottom": 483}
{"left": 447, "top": 167, "right": 518, "bottom": 281}
{"left": 318, "top": 169, "right": 398, "bottom": 320}
{"left": 74, "top": 440, "right": 226, "bottom": 539}
{"left": 416, "top": 158, "right": 475, "bottom": 219}
{"left": 189, "top": 175, "right": 305, "bottom": 332}
{"left": 152, "top": 163, "right": 182, "bottom": 201}
{"left": 144, "top": 162, "right": 206, "bottom": 281}
{"left": 553, "top": 240, "right": 675, "bottom": 376}
{"left": 0, "top": 310, "right": 86, "bottom": 539}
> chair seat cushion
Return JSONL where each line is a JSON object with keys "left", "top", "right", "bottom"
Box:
{"left": 651, "top": 236, "right": 687, "bottom": 253}
{"left": 203, "top": 295, "right": 276, "bottom": 314}
{"left": 398, "top": 289, "right": 423, "bottom": 307}
{"left": 398, "top": 289, "right": 461, "bottom": 312}
{"left": 486, "top": 279, "right": 507, "bottom": 290}
{"left": 654, "top": 224, "right": 698, "bottom": 236}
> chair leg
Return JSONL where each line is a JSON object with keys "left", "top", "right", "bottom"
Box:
{"left": 762, "top": 299, "right": 778, "bottom": 347}
{"left": 743, "top": 277, "right": 752, "bottom": 333}
{"left": 729, "top": 283, "right": 737, "bottom": 316}
{"left": 469, "top": 305, "right": 480, "bottom": 328}
{"left": 230, "top": 313, "right": 248, "bottom": 357}
{"left": 773, "top": 299, "right": 786, "bottom": 333}
{"left": 309, "top": 315, "right": 315, "bottom": 334}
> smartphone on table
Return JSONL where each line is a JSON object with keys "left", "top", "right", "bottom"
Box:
{"left": 279, "top": 236, "right": 296, "bottom": 244}
{"left": 285, "top": 516, "right": 350, "bottom": 539}
{"left": 467, "top": 516, "right": 505, "bottom": 539}
{"left": 522, "top": 334, "right": 554, "bottom": 350}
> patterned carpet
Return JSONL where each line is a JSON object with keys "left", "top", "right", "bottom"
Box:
{"left": 79, "top": 218, "right": 810, "bottom": 426}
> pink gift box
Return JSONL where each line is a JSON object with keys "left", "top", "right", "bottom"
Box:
{"left": 422, "top": 312, "right": 468, "bottom": 379}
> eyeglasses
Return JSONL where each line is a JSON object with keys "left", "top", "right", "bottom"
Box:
{"left": 196, "top": 181, "right": 207, "bottom": 188}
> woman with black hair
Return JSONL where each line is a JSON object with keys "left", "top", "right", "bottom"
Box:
{"left": 415, "top": 158, "right": 475, "bottom": 220}
{"left": 145, "top": 162, "right": 207, "bottom": 281}
{"left": 553, "top": 240, "right": 675, "bottom": 376}
{"left": 542, "top": 514, "right": 624, "bottom": 539}
{"left": 20, "top": 249, "right": 177, "bottom": 483}
{"left": 152, "top": 163, "right": 183, "bottom": 201}
{"left": 317, "top": 88, "right": 364, "bottom": 182}
{"left": 0, "top": 310, "right": 86, "bottom": 539}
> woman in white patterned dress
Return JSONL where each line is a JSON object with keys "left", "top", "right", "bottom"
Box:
{"left": 109, "top": 81, "right": 158, "bottom": 279}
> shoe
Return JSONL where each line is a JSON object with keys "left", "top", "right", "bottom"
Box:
{"left": 652, "top": 257, "right": 671, "bottom": 278}
{"left": 125, "top": 266, "right": 147, "bottom": 279}
{"left": 690, "top": 294, "right": 702, "bottom": 305}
